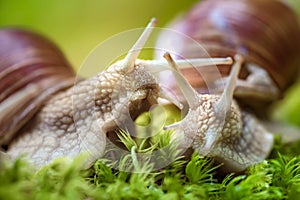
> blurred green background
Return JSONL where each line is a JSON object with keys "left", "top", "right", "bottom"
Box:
{"left": 0, "top": 0, "right": 300, "bottom": 125}
{"left": 0, "top": 0, "right": 299, "bottom": 73}
{"left": 0, "top": 0, "right": 199, "bottom": 72}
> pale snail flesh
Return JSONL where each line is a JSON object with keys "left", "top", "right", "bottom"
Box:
{"left": 164, "top": 53, "right": 273, "bottom": 172}
{"left": 0, "top": 19, "right": 238, "bottom": 169}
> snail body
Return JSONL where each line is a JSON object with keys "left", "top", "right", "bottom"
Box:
{"left": 0, "top": 19, "right": 234, "bottom": 168}
{"left": 0, "top": 20, "right": 163, "bottom": 167}
{"left": 2, "top": 0, "right": 299, "bottom": 171}
{"left": 154, "top": 0, "right": 300, "bottom": 172}
{"left": 164, "top": 54, "right": 273, "bottom": 172}
{"left": 1, "top": 20, "right": 164, "bottom": 167}
{"left": 156, "top": 0, "right": 300, "bottom": 114}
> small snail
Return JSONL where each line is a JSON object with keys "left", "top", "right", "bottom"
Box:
{"left": 156, "top": 0, "right": 300, "bottom": 115}
{"left": 0, "top": 19, "right": 233, "bottom": 168}
{"left": 153, "top": 0, "right": 300, "bottom": 172}
{"left": 164, "top": 53, "right": 273, "bottom": 172}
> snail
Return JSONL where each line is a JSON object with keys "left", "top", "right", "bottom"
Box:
{"left": 156, "top": 0, "right": 300, "bottom": 116}
{"left": 2, "top": 0, "right": 299, "bottom": 172}
{"left": 153, "top": 0, "right": 300, "bottom": 172}
{"left": 164, "top": 53, "right": 273, "bottom": 172}
{"left": 0, "top": 19, "right": 233, "bottom": 168}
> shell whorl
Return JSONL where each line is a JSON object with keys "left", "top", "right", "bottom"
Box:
{"left": 156, "top": 0, "right": 300, "bottom": 98}
{"left": 0, "top": 28, "right": 76, "bottom": 145}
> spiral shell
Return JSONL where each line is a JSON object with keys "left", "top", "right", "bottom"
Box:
{"left": 0, "top": 28, "right": 76, "bottom": 145}
{"left": 156, "top": 0, "right": 300, "bottom": 108}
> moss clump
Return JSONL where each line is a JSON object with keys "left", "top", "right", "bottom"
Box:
{"left": 2, "top": 106, "right": 300, "bottom": 200}
{"left": 1, "top": 131, "right": 300, "bottom": 200}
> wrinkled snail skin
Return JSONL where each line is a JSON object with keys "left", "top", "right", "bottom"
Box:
{"left": 156, "top": 0, "right": 300, "bottom": 115}
{"left": 7, "top": 61, "right": 159, "bottom": 168}
{"left": 156, "top": 0, "right": 300, "bottom": 172}
{"left": 163, "top": 53, "right": 274, "bottom": 172}
{"left": 0, "top": 19, "right": 235, "bottom": 169}
{"left": 3, "top": 0, "right": 296, "bottom": 172}
{"left": 1, "top": 19, "right": 163, "bottom": 168}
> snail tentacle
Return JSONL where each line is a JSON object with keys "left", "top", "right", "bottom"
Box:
{"left": 214, "top": 63, "right": 280, "bottom": 101}
{"left": 122, "top": 18, "right": 157, "bottom": 71}
{"left": 214, "top": 54, "right": 243, "bottom": 117}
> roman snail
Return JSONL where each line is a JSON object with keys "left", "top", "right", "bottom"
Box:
{"left": 156, "top": 0, "right": 300, "bottom": 116}
{"left": 1, "top": 0, "right": 298, "bottom": 173}
{"left": 164, "top": 53, "right": 273, "bottom": 173}
{"left": 153, "top": 0, "right": 300, "bottom": 172}
{"left": 0, "top": 19, "right": 233, "bottom": 169}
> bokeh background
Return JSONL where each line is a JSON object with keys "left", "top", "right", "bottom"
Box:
{"left": 1, "top": 0, "right": 300, "bottom": 124}
{"left": 0, "top": 0, "right": 200, "bottom": 72}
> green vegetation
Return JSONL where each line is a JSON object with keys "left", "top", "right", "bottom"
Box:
{"left": 1, "top": 107, "right": 300, "bottom": 200}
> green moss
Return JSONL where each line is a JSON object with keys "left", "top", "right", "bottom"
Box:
{"left": 2, "top": 107, "right": 300, "bottom": 200}
{"left": 2, "top": 142, "right": 300, "bottom": 200}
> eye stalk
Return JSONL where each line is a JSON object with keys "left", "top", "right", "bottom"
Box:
{"left": 121, "top": 18, "right": 157, "bottom": 72}
{"left": 163, "top": 53, "right": 200, "bottom": 109}
{"left": 163, "top": 52, "right": 241, "bottom": 116}
{"left": 214, "top": 54, "right": 243, "bottom": 118}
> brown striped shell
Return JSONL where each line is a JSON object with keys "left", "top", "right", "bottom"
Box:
{"left": 156, "top": 0, "right": 300, "bottom": 111}
{"left": 0, "top": 28, "right": 76, "bottom": 145}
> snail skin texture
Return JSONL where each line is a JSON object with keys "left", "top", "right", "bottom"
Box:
{"left": 164, "top": 53, "right": 273, "bottom": 172}
{"left": 0, "top": 19, "right": 239, "bottom": 170}
{"left": 2, "top": 0, "right": 297, "bottom": 172}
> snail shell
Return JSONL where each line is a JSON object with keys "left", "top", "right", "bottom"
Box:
{"left": 0, "top": 28, "right": 76, "bottom": 145}
{"left": 156, "top": 0, "right": 300, "bottom": 113}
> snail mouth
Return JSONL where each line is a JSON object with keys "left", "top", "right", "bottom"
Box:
{"left": 128, "top": 93, "right": 156, "bottom": 121}
{"left": 130, "top": 83, "right": 159, "bottom": 101}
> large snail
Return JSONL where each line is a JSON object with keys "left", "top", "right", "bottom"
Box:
{"left": 0, "top": 0, "right": 299, "bottom": 173}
